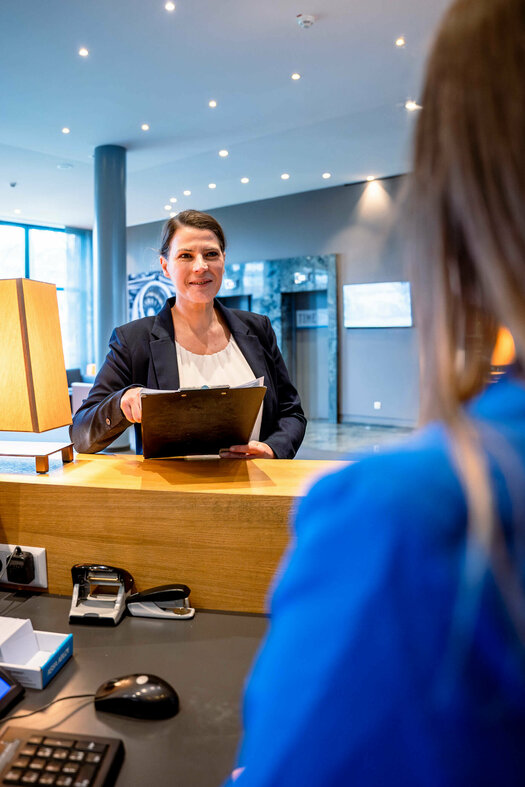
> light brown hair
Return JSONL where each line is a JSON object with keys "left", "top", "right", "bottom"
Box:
{"left": 407, "top": 0, "right": 525, "bottom": 636}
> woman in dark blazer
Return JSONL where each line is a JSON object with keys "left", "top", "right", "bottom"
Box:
{"left": 71, "top": 210, "right": 306, "bottom": 458}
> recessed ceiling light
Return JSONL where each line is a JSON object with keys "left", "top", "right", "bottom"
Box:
{"left": 169, "top": 197, "right": 177, "bottom": 203}
{"left": 281, "top": 173, "right": 290, "bottom": 180}
{"left": 395, "top": 37, "right": 406, "bottom": 48}
{"left": 170, "top": 212, "right": 177, "bottom": 218}
{"left": 209, "top": 100, "right": 217, "bottom": 108}
{"left": 208, "top": 183, "right": 217, "bottom": 189}
{"left": 165, "top": 2, "right": 175, "bottom": 10}
{"left": 218, "top": 149, "right": 229, "bottom": 158}
{"left": 366, "top": 175, "right": 376, "bottom": 182}
{"left": 141, "top": 123, "right": 150, "bottom": 131}
{"left": 240, "top": 177, "right": 250, "bottom": 184}
{"left": 322, "top": 172, "right": 331, "bottom": 179}
{"left": 78, "top": 47, "right": 89, "bottom": 57}
{"left": 14, "top": 209, "right": 21, "bottom": 214}
{"left": 183, "top": 190, "right": 191, "bottom": 196}
{"left": 164, "top": 204, "right": 171, "bottom": 210}
{"left": 405, "top": 100, "right": 422, "bottom": 111}
{"left": 291, "top": 73, "right": 301, "bottom": 81}
{"left": 62, "top": 127, "right": 70, "bottom": 134}
{"left": 57, "top": 163, "right": 73, "bottom": 170}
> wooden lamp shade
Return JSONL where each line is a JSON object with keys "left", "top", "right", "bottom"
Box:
{"left": 0, "top": 278, "right": 72, "bottom": 432}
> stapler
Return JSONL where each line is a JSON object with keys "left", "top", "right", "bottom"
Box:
{"left": 69, "top": 564, "right": 136, "bottom": 626}
{"left": 126, "top": 584, "right": 195, "bottom": 620}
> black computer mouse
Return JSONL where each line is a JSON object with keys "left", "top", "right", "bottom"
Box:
{"left": 94, "top": 674, "right": 179, "bottom": 720}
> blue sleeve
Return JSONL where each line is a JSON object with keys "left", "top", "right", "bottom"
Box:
{"left": 226, "top": 449, "right": 466, "bottom": 787}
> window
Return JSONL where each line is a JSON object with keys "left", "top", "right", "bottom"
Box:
{"left": 0, "top": 221, "right": 93, "bottom": 370}
{"left": 0, "top": 224, "right": 25, "bottom": 278}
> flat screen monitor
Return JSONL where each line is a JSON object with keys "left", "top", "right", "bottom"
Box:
{"left": 343, "top": 281, "right": 412, "bottom": 328}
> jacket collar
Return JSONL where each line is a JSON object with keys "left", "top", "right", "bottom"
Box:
{"left": 149, "top": 296, "right": 268, "bottom": 388}
{"left": 149, "top": 297, "right": 178, "bottom": 389}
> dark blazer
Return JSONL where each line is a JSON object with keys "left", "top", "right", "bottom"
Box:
{"left": 70, "top": 298, "right": 306, "bottom": 458}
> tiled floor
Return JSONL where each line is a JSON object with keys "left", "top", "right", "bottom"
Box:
{"left": 296, "top": 420, "right": 414, "bottom": 460}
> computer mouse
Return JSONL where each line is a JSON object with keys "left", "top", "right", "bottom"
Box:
{"left": 94, "top": 673, "right": 179, "bottom": 720}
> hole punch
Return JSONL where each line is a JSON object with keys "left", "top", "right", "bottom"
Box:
{"left": 69, "top": 564, "right": 136, "bottom": 626}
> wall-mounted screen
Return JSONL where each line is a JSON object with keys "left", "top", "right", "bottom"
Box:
{"left": 343, "top": 281, "right": 412, "bottom": 328}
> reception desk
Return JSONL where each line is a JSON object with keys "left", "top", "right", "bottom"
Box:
{"left": 0, "top": 455, "right": 345, "bottom": 613}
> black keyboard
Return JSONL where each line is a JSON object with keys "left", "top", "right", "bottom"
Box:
{"left": 0, "top": 727, "right": 124, "bottom": 786}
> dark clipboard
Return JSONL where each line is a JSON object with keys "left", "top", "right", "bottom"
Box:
{"left": 140, "top": 386, "right": 267, "bottom": 459}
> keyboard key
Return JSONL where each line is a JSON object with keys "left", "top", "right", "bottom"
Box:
{"left": 37, "top": 776, "right": 56, "bottom": 786}
{"left": 44, "top": 763, "right": 61, "bottom": 773}
{"left": 36, "top": 749, "right": 53, "bottom": 759}
{"left": 27, "top": 738, "right": 43, "bottom": 746}
{"left": 12, "top": 758, "right": 30, "bottom": 769}
{"left": 3, "top": 769, "right": 23, "bottom": 784}
{"left": 83, "top": 755, "right": 100, "bottom": 765}
{"left": 20, "top": 746, "right": 37, "bottom": 757}
{"left": 73, "top": 742, "right": 105, "bottom": 754}
{"left": 72, "top": 764, "right": 96, "bottom": 787}
{"left": 21, "top": 773, "right": 39, "bottom": 784}
{"left": 67, "top": 753, "right": 84, "bottom": 763}
{"left": 51, "top": 751, "right": 68, "bottom": 761}
{"left": 43, "top": 741, "right": 73, "bottom": 750}
{"left": 60, "top": 764, "right": 79, "bottom": 776}
{"left": 28, "top": 759, "right": 46, "bottom": 771}
{"left": 55, "top": 777, "right": 73, "bottom": 787}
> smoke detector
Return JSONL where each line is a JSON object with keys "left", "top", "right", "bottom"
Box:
{"left": 297, "top": 13, "right": 315, "bottom": 29}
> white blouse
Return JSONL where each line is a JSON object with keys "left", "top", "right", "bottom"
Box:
{"left": 175, "top": 336, "right": 263, "bottom": 442}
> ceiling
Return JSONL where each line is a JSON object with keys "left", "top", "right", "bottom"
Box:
{"left": 0, "top": 0, "right": 450, "bottom": 230}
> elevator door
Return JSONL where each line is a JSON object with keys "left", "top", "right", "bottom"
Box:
{"left": 282, "top": 290, "right": 329, "bottom": 421}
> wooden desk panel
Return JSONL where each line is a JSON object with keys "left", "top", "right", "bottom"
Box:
{"left": 0, "top": 455, "right": 346, "bottom": 612}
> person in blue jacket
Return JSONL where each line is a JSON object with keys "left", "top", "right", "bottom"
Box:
{"left": 226, "top": 0, "right": 525, "bottom": 784}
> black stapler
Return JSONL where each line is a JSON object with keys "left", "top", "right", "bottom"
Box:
{"left": 126, "top": 584, "right": 195, "bottom": 620}
{"left": 69, "top": 564, "right": 136, "bottom": 626}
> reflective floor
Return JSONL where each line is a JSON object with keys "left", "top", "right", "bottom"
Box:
{"left": 296, "top": 420, "right": 414, "bottom": 460}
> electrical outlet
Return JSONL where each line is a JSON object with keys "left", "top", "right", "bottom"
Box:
{"left": 0, "top": 544, "right": 47, "bottom": 589}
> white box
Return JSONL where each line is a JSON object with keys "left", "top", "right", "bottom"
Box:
{"left": 0, "top": 618, "right": 73, "bottom": 689}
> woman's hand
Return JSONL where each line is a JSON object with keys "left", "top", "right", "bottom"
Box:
{"left": 120, "top": 386, "right": 143, "bottom": 423}
{"left": 220, "top": 441, "right": 275, "bottom": 459}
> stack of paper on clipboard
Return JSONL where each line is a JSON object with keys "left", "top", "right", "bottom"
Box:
{"left": 140, "top": 377, "right": 266, "bottom": 459}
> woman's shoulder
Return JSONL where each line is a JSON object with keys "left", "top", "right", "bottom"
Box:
{"left": 113, "top": 299, "right": 174, "bottom": 342}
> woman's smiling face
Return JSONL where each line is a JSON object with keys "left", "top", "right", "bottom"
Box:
{"left": 160, "top": 225, "right": 225, "bottom": 306}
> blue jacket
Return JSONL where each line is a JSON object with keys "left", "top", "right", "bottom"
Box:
{"left": 228, "top": 375, "right": 525, "bottom": 786}
{"left": 70, "top": 298, "right": 306, "bottom": 457}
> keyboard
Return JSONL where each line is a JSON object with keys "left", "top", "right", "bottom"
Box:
{"left": 0, "top": 727, "right": 124, "bottom": 786}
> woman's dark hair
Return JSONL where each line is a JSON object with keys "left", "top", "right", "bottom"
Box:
{"left": 159, "top": 209, "right": 226, "bottom": 259}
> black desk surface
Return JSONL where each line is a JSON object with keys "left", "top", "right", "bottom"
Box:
{"left": 0, "top": 593, "right": 267, "bottom": 786}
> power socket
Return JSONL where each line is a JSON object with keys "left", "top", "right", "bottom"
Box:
{"left": 0, "top": 544, "right": 47, "bottom": 589}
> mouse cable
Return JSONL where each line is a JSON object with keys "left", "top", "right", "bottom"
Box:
{"left": 4, "top": 693, "right": 95, "bottom": 722}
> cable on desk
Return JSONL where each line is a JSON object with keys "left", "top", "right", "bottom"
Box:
{"left": 5, "top": 693, "right": 95, "bottom": 722}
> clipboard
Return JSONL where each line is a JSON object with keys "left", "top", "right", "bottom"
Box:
{"left": 140, "top": 386, "right": 267, "bottom": 459}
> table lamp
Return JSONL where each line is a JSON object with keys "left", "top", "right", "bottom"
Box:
{"left": 0, "top": 278, "right": 74, "bottom": 473}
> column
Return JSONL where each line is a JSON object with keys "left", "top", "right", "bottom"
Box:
{"left": 93, "top": 145, "right": 127, "bottom": 367}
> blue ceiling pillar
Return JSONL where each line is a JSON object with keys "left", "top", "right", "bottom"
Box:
{"left": 93, "top": 144, "right": 127, "bottom": 367}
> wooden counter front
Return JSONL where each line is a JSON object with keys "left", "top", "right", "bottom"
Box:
{"left": 0, "top": 454, "right": 346, "bottom": 613}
